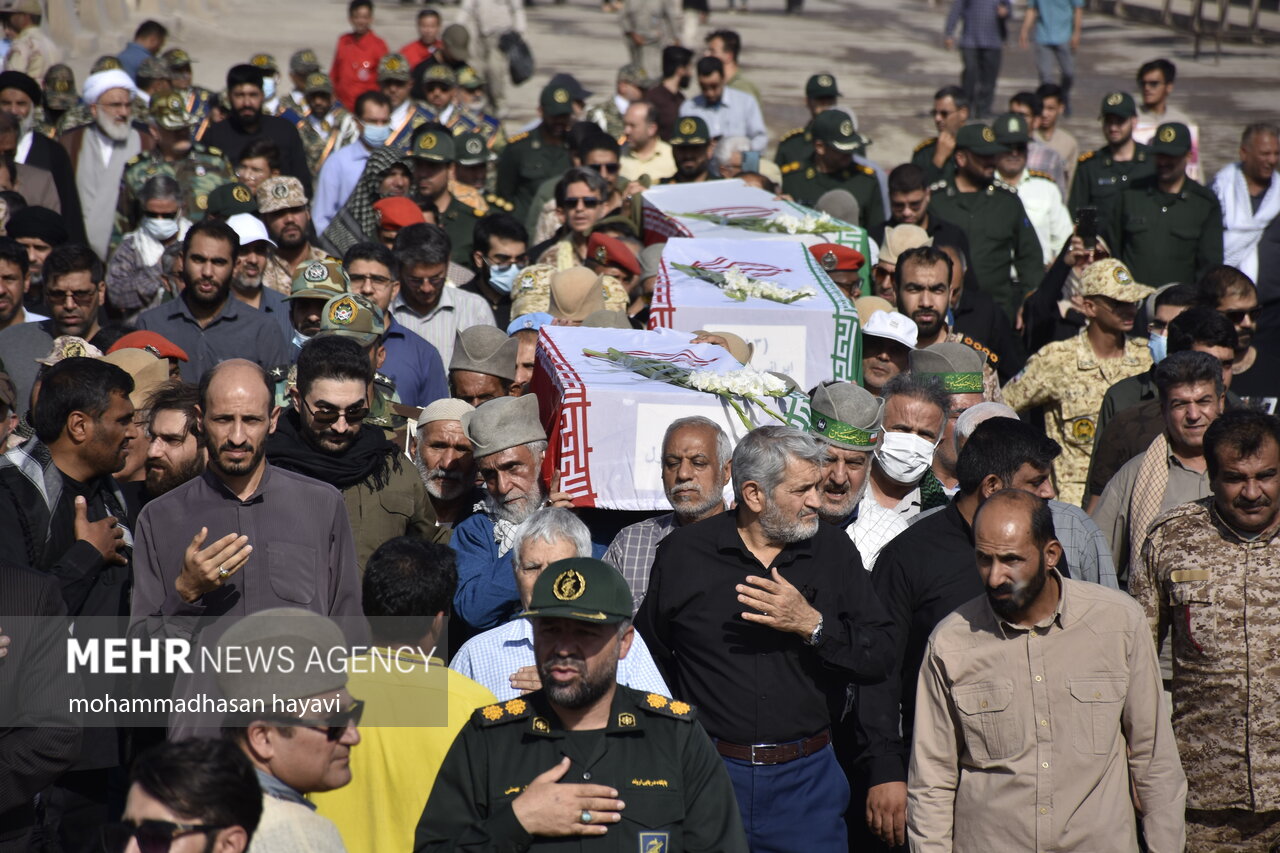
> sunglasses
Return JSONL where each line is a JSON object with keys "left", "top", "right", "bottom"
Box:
{"left": 584, "top": 162, "right": 620, "bottom": 175}
{"left": 270, "top": 698, "right": 365, "bottom": 741}
{"left": 302, "top": 397, "right": 370, "bottom": 427}
{"left": 100, "top": 819, "right": 226, "bottom": 853}
{"left": 1223, "top": 307, "right": 1261, "bottom": 324}
{"left": 563, "top": 196, "right": 601, "bottom": 209}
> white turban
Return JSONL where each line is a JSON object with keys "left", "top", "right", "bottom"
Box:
{"left": 82, "top": 69, "right": 137, "bottom": 105}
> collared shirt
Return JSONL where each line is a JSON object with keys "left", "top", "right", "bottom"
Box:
{"left": 450, "top": 617, "right": 669, "bottom": 701}
{"left": 312, "top": 141, "right": 371, "bottom": 233}
{"left": 908, "top": 572, "right": 1186, "bottom": 852}
{"left": 390, "top": 287, "right": 496, "bottom": 366}
{"left": 381, "top": 316, "right": 448, "bottom": 406}
{"left": 644, "top": 84, "right": 684, "bottom": 141}
{"left": 636, "top": 510, "right": 894, "bottom": 745}
{"left": 619, "top": 139, "right": 677, "bottom": 183}
{"left": 850, "top": 482, "right": 922, "bottom": 572}
{"left": 603, "top": 512, "right": 679, "bottom": 611}
{"left": 1131, "top": 498, "right": 1280, "bottom": 811}
{"left": 135, "top": 293, "right": 291, "bottom": 382}
{"left": 678, "top": 88, "right": 768, "bottom": 153}
{"left": 944, "top": 0, "right": 1013, "bottom": 48}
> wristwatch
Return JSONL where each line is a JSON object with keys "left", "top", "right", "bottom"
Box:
{"left": 806, "top": 615, "right": 824, "bottom": 647}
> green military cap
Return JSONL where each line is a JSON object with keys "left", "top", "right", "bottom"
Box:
{"left": 992, "top": 112, "right": 1030, "bottom": 146}
{"left": 810, "top": 381, "right": 883, "bottom": 450}
{"left": 43, "top": 64, "right": 77, "bottom": 111}
{"left": 1099, "top": 91, "right": 1136, "bottom": 119}
{"left": 812, "top": 108, "right": 865, "bottom": 152}
{"left": 411, "top": 127, "right": 455, "bottom": 163}
{"left": 955, "top": 123, "right": 1008, "bottom": 156}
{"left": 422, "top": 64, "right": 457, "bottom": 87}
{"left": 539, "top": 82, "right": 574, "bottom": 117}
{"left": 909, "top": 343, "right": 985, "bottom": 394}
{"left": 378, "top": 53, "right": 412, "bottom": 83}
{"left": 316, "top": 292, "right": 385, "bottom": 346}
{"left": 149, "top": 92, "right": 197, "bottom": 131}
{"left": 205, "top": 182, "right": 258, "bottom": 218}
{"left": 454, "top": 131, "right": 489, "bottom": 166}
{"left": 805, "top": 73, "right": 840, "bottom": 99}
{"left": 669, "top": 115, "right": 710, "bottom": 146}
{"left": 1150, "top": 122, "right": 1191, "bottom": 156}
{"left": 161, "top": 48, "right": 194, "bottom": 70}
{"left": 290, "top": 48, "right": 321, "bottom": 76}
{"left": 91, "top": 55, "right": 123, "bottom": 73}
{"left": 522, "top": 558, "right": 633, "bottom": 624}
{"left": 456, "top": 66, "right": 484, "bottom": 90}
{"left": 288, "top": 259, "right": 350, "bottom": 301}
{"left": 249, "top": 53, "right": 278, "bottom": 72}
{"left": 616, "top": 63, "right": 650, "bottom": 89}
{"left": 304, "top": 72, "right": 332, "bottom": 95}
{"left": 137, "top": 57, "right": 171, "bottom": 82}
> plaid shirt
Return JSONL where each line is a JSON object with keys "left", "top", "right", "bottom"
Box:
{"left": 604, "top": 512, "right": 679, "bottom": 612}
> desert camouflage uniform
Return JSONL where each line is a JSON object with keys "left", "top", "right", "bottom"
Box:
{"left": 1130, "top": 497, "right": 1280, "bottom": 850}
{"left": 509, "top": 263, "right": 629, "bottom": 318}
{"left": 263, "top": 245, "right": 338, "bottom": 297}
{"left": 1002, "top": 328, "right": 1150, "bottom": 507}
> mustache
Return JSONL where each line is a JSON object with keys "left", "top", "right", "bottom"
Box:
{"left": 668, "top": 482, "right": 703, "bottom": 495}
{"left": 428, "top": 468, "right": 462, "bottom": 481}
{"left": 219, "top": 441, "right": 253, "bottom": 453}
{"left": 1234, "top": 494, "right": 1272, "bottom": 510}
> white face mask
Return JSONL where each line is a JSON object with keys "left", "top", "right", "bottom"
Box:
{"left": 140, "top": 215, "right": 179, "bottom": 241}
{"left": 263, "top": 78, "right": 277, "bottom": 101}
{"left": 874, "top": 430, "right": 938, "bottom": 485}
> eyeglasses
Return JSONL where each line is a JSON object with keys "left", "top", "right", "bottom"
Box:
{"left": 563, "top": 196, "right": 601, "bottom": 209}
{"left": 584, "top": 162, "right": 620, "bottom": 176}
{"left": 271, "top": 698, "right": 365, "bottom": 741}
{"left": 349, "top": 273, "right": 394, "bottom": 288}
{"left": 302, "top": 397, "right": 370, "bottom": 426}
{"left": 403, "top": 271, "right": 448, "bottom": 289}
{"left": 47, "top": 288, "right": 97, "bottom": 306}
{"left": 1223, "top": 307, "right": 1261, "bottom": 324}
{"left": 100, "top": 819, "right": 227, "bottom": 853}
{"left": 485, "top": 252, "right": 527, "bottom": 266}
{"left": 144, "top": 210, "right": 180, "bottom": 220}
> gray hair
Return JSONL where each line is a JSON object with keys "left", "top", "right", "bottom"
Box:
{"left": 731, "top": 425, "right": 828, "bottom": 502}
{"left": 713, "top": 136, "right": 751, "bottom": 169}
{"left": 882, "top": 372, "right": 950, "bottom": 426}
{"left": 815, "top": 189, "right": 859, "bottom": 225}
{"left": 663, "top": 415, "right": 731, "bottom": 468}
{"left": 512, "top": 506, "right": 592, "bottom": 565}
{"left": 1242, "top": 122, "right": 1280, "bottom": 149}
{"left": 160, "top": 242, "right": 184, "bottom": 277}
{"left": 954, "top": 401, "right": 1016, "bottom": 453}
{"left": 525, "top": 439, "right": 548, "bottom": 459}
{"left": 139, "top": 174, "right": 183, "bottom": 206}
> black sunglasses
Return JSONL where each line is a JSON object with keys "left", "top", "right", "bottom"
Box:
{"left": 269, "top": 698, "right": 365, "bottom": 741}
{"left": 585, "top": 162, "right": 620, "bottom": 175}
{"left": 100, "top": 819, "right": 227, "bottom": 853}
{"left": 302, "top": 397, "right": 370, "bottom": 427}
{"left": 563, "top": 196, "right": 602, "bottom": 209}
{"left": 1223, "top": 307, "right": 1261, "bottom": 324}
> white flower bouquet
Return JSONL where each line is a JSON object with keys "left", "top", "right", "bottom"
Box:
{"left": 670, "top": 262, "right": 815, "bottom": 304}
{"left": 675, "top": 209, "right": 843, "bottom": 236}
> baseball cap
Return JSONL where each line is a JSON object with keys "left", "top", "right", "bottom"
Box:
{"left": 290, "top": 49, "right": 321, "bottom": 76}
{"left": 137, "top": 58, "right": 171, "bottom": 82}
{"left": 206, "top": 182, "right": 257, "bottom": 218}
{"left": 616, "top": 63, "right": 650, "bottom": 88}
{"left": 456, "top": 66, "right": 484, "bottom": 91}
{"left": 226, "top": 212, "right": 277, "bottom": 249}
{"left": 1079, "top": 259, "right": 1156, "bottom": 303}
{"left": 521, "top": 558, "right": 633, "bottom": 623}
{"left": 161, "top": 48, "right": 194, "bottom": 70}
{"left": 378, "top": 54, "right": 412, "bottom": 83}
{"left": 670, "top": 116, "right": 710, "bottom": 146}
{"left": 303, "top": 72, "right": 332, "bottom": 95}
{"left": 547, "top": 72, "right": 592, "bottom": 101}
{"left": 861, "top": 310, "right": 918, "bottom": 349}
{"left": 149, "top": 92, "right": 197, "bottom": 131}
{"left": 36, "top": 336, "right": 102, "bottom": 366}
{"left": 421, "top": 64, "right": 457, "bottom": 88}
{"left": 42, "top": 64, "right": 77, "bottom": 110}
{"left": 287, "top": 260, "right": 350, "bottom": 301}
{"left": 256, "top": 176, "right": 308, "bottom": 214}
{"left": 442, "top": 24, "right": 471, "bottom": 62}
{"left": 1099, "top": 91, "right": 1137, "bottom": 118}
{"left": 248, "top": 53, "right": 278, "bottom": 73}
{"left": 315, "top": 292, "right": 386, "bottom": 346}
{"left": 410, "top": 127, "right": 455, "bottom": 163}
{"left": 954, "top": 124, "right": 1008, "bottom": 156}
{"left": 992, "top": 112, "right": 1030, "bottom": 146}
{"left": 812, "top": 109, "right": 864, "bottom": 152}
{"left": 217, "top": 609, "right": 348, "bottom": 705}
{"left": 805, "top": 73, "right": 840, "bottom": 99}
{"left": 107, "top": 330, "right": 189, "bottom": 362}
{"left": 1149, "top": 122, "right": 1192, "bottom": 156}
{"left": 539, "top": 82, "right": 574, "bottom": 118}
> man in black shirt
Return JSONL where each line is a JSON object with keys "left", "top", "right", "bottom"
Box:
{"left": 636, "top": 425, "right": 894, "bottom": 853}
{"left": 199, "top": 64, "right": 312, "bottom": 198}
{"left": 854, "top": 418, "right": 1061, "bottom": 849}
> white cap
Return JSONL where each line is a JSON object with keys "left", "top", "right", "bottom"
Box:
{"left": 415, "top": 397, "right": 476, "bottom": 428}
{"left": 226, "top": 213, "right": 276, "bottom": 249}
{"left": 862, "top": 310, "right": 918, "bottom": 349}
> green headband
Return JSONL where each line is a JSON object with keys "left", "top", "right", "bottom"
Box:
{"left": 924, "top": 371, "right": 983, "bottom": 394}
{"left": 811, "top": 408, "right": 879, "bottom": 448}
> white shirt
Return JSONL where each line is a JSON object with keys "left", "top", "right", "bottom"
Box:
{"left": 1000, "top": 168, "right": 1074, "bottom": 265}
{"left": 850, "top": 482, "right": 922, "bottom": 571}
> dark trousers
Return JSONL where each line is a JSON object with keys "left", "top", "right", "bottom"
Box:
{"left": 721, "top": 745, "right": 849, "bottom": 853}
{"left": 960, "top": 47, "right": 1003, "bottom": 119}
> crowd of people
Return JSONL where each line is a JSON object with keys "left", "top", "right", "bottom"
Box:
{"left": 0, "top": 0, "right": 1277, "bottom": 851}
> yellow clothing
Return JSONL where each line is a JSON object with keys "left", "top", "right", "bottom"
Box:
{"left": 311, "top": 651, "right": 496, "bottom": 853}
{"left": 620, "top": 140, "right": 677, "bottom": 183}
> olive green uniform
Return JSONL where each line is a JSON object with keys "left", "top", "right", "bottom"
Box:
{"left": 781, "top": 159, "right": 885, "bottom": 230}
{"left": 927, "top": 178, "right": 1044, "bottom": 320}
{"left": 413, "top": 686, "right": 749, "bottom": 852}
{"left": 495, "top": 129, "right": 572, "bottom": 224}
{"left": 775, "top": 124, "right": 813, "bottom": 169}
{"left": 116, "top": 144, "right": 233, "bottom": 236}
{"left": 910, "top": 138, "right": 956, "bottom": 184}
{"left": 439, "top": 195, "right": 484, "bottom": 269}
{"left": 1066, "top": 144, "right": 1154, "bottom": 218}
{"left": 1107, "top": 176, "right": 1223, "bottom": 288}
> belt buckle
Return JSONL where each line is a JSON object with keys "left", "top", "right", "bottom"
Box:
{"left": 749, "top": 743, "right": 778, "bottom": 765}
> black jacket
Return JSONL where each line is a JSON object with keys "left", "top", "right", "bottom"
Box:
{"left": 200, "top": 113, "right": 313, "bottom": 198}
{"left": 22, "top": 133, "right": 86, "bottom": 244}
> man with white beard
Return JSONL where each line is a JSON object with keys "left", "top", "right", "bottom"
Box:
{"left": 809, "top": 381, "right": 883, "bottom": 529}
{"left": 412, "top": 397, "right": 482, "bottom": 528}
{"left": 59, "top": 70, "right": 150, "bottom": 258}
{"left": 450, "top": 394, "right": 577, "bottom": 630}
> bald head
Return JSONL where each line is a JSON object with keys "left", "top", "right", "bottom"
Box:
{"left": 974, "top": 489, "right": 1056, "bottom": 550}
{"left": 973, "top": 489, "right": 1061, "bottom": 622}
{"left": 200, "top": 359, "right": 274, "bottom": 414}
{"left": 198, "top": 359, "right": 278, "bottom": 482}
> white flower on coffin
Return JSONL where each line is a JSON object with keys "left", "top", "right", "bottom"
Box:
{"left": 722, "top": 267, "right": 751, "bottom": 290}
{"left": 686, "top": 366, "right": 787, "bottom": 399}
{"left": 771, "top": 213, "right": 803, "bottom": 234}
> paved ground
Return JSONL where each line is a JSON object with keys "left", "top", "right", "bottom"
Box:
{"left": 69, "top": 0, "right": 1278, "bottom": 178}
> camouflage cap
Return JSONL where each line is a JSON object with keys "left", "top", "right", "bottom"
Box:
{"left": 1079, "top": 258, "right": 1156, "bottom": 303}
{"left": 1099, "top": 91, "right": 1137, "bottom": 118}
{"left": 378, "top": 53, "right": 412, "bottom": 83}
{"left": 137, "top": 57, "right": 171, "bottom": 82}
{"left": 315, "top": 292, "right": 385, "bottom": 346}
{"left": 411, "top": 127, "right": 455, "bottom": 163}
{"left": 290, "top": 48, "right": 321, "bottom": 76}
{"left": 539, "top": 82, "right": 574, "bottom": 117}
{"left": 36, "top": 336, "right": 103, "bottom": 366}
{"left": 422, "top": 64, "right": 457, "bottom": 87}
{"left": 616, "top": 63, "right": 650, "bottom": 88}
{"left": 288, "top": 260, "right": 350, "bottom": 301}
{"left": 0, "top": 0, "right": 43, "bottom": 14}
{"left": 205, "top": 182, "right": 258, "bottom": 218}
{"left": 669, "top": 115, "right": 710, "bottom": 146}
{"left": 522, "top": 558, "right": 633, "bottom": 624}
{"left": 91, "top": 55, "right": 123, "bottom": 73}
{"left": 456, "top": 66, "right": 484, "bottom": 90}
{"left": 249, "top": 53, "right": 278, "bottom": 73}
{"left": 161, "top": 48, "right": 195, "bottom": 70}
{"left": 454, "top": 131, "right": 489, "bottom": 166}
{"left": 256, "top": 176, "right": 308, "bottom": 214}
{"left": 149, "top": 92, "right": 197, "bottom": 131}
{"left": 43, "top": 64, "right": 77, "bottom": 110}
{"left": 303, "top": 72, "right": 332, "bottom": 95}
{"left": 805, "top": 73, "right": 840, "bottom": 99}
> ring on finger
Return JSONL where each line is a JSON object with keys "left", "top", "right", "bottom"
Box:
{"left": 580, "top": 810, "right": 592, "bottom": 824}
{"left": 217, "top": 565, "right": 229, "bottom": 579}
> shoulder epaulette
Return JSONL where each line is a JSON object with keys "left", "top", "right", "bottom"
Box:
{"left": 637, "top": 692, "right": 696, "bottom": 721}
{"left": 780, "top": 161, "right": 802, "bottom": 175}
{"left": 928, "top": 179, "right": 949, "bottom": 192}
{"left": 1027, "top": 169, "right": 1053, "bottom": 180}
{"left": 125, "top": 154, "right": 144, "bottom": 167}
{"left": 781, "top": 127, "right": 805, "bottom": 141}
{"left": 485, "top": 193, "right": 514, "bottom": 212}
{"left": 473, "top": 697, "right": 534, "bottom": 726}
{"left": 1078, "top": 150, "right": 1096, "bottom": 163}
{"left": 856, "top": 163, "right": 874, "bottom": 176}
{"left": 914, "top": 137, "right": 937, "bottom": 154}
{"left": 507, "top": 131, "right": 530, "bottom": 144}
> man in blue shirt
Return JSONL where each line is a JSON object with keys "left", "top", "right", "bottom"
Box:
{"left": 678, "top": 55, "right": 766, "bottom": 153}
{"left": 117, "top": 20, "right": 166, "bottom": 82}
{"left": 1019, "top": 0, "right": 1084, "bottom": 112}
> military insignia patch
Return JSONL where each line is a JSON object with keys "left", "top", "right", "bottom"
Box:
{"left": 1070, "top": 417, "right": 1096, "bottom": 444}
{"left": 233, "top": 186, "right": 252, "bottom": 203}
{"left": 164, "top": 94, "right": 183, "bottom": 111}
{"left": 532, "top": 716, "right": 551, "bottom": 733}
{"left": 480, "top": 704, "right": 503, "bottom": 721}
{"left": 63, "top": 340, "right": 86, "bottom": 358}
{"left": 1106, "top": 92, "right": 1123, "bottom": 106}
{"left": 820, "top": 251, "right": 837, "bottom": 271}
{"left": 645, "top": 694, "right": 668, "bottom": 709}
{"left": 553, "top": 87, "right": 570, "bottom": 104}
{"left": 418, "top": 132, "right": 438, "bottom": 150}
{"left": 251, "top": 54, "right": 271, "bottom": 68}
{"left": 840, "top": 120, "right": 853, "bottom": 137}
{"left": 618, "top": 712, "right": 637, "bottom": 727}
{"left": 303, "top": 262, "right": 329, "bottom": 283}
{"left": 1158, "top": 126, "right": 1176, "bottom": 143}
{"left": 981, "top": 127, "right": 996, "bottom": 143}
{"left": 504, "top": 699, "right": 527, "bottom": 715}
{"left": 328, "top": 296, "right": 358, "bottom": 325}
{"left": 594, "top": 245, "right": 609, "bottom": 263}
{"left": 639, "top": 832, "right": 669, "bottom": 852}
{"left": 818, "top": 74, "right": 833, "bottom": 87}
{"left": 678, "top": 117, "right": 696, "bottom": 136}
{"left": 272, "top": 182, "right": 289, "bottom": 199}
{"left": 53, "top": 80, "right": 69, "bottom": 92}
{"left": 1113, "top": 265, "right": 1132, "bottom": 284}
{"left": 669, "top": 701, "right": 691, "bottom": 715}
{"left": 553, "top": 569, "right": 586, "bottom": 601}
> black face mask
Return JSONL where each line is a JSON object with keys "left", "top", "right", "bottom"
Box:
{"left": 678, "top": 74, "right": 691, "bottom": 90}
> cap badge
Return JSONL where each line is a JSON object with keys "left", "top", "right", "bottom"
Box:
{"left": 328, "top": 296, "right": 358, "bottom": 325}
{"left": 232, "top": 186, "right": 251, "bottom": 203}
{"left": 53, "top": 80, "right": 69, "bottom": 92}
{"left": 251, "top": 55, "right": 270, "bottom": 67}
{"left": 552, "top": 569, "right": 586, "bottom": 601}
{"left": 552, "top": 87, "right": 569, "bottom": 104}
{"left": 165, "top": 94, "right": 182, "bottom": 110}
{"left": 1106, "top": 92, "right": 1123, "bottom": 106}
{"left": 303, "top": 261, "right": 329, "bottom": 283}
{"left": 419, "top": 132, "right": 437, "bottom": 150}
{"left": 594, "top": 245, "right": 609, "bottom": 263}
{"left": 272, "top": 183, "right": 289, "bottom": 199}
{"left": 143, "top": 345, "right": 161, "bottom": 357}
{"left": 814, "top": 416, "right": 827, "bottom": 430}
{"left": 820, "top": 251, "right": 837, "bottom": 271}
{"left": 981, "top": 127, "right": 996, "bottom": 143}
{"left": 63, "top": 340, "right": 86, "bottom": 358}
{"left": 196, "top": 194, "right": 208, "bottom": 210}
{"left": 818, "top": 74, "right": 833, "bottom": 87}
{"left": 1113, "top": 265, "right": 1132, "bottom": 284}
{"left": 839, "top": 119, "right": 853, "bottom": 137}
{"left": 1158, "top": 126, "right": 1176, "bottom": 143}
{"left": 466, "top": 138, "right": 483, "bottom": 155}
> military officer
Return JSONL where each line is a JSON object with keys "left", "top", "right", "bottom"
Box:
{"left": 285, "top": 48, "right": 321, "bottom": 117}
{"left": 1002, "top": 258, "right": 1154, "bottom": 507}
{"left": 313, "top": 291, "right": 408, "bottom": 435}
{"left": 381, "top": 54, "right": 434, "bottom": 151}
{"left": 117, "top": 93, "right": 232, "bottom": 239}
{"left": 419, "top": 63, "right": 458, "bottom": 128}
{"left": 912, "top": 85, "right": 970, "bottom": 184}
{"left": 496, "top": 82, "right": 574, "bottom": 222}
{"left": 39, "top": 63, "right": 77, "bottom": 133}
{"left": 1067, "top": 92, "right": 1155, "bottom": 218}
{"left": 272, "top": 259, "right": 349, "bottom": 398}
{"left": 249, "top": 52, "right": 302, "bottom": 124}
{"left": 809, "top": 242, "right": 865, "bottom": 301}
{"left": 781, "top": 109, "right": 883, "bottom": 229}
{"left": 1, "top": 0, "right": 61, "bottom": 85}
{"left": 454, "top": 66, "right": 505, "bottom": 152}
{"left": 414, "top": 557, "right": 749, "bottom": 853}
{"left": 452, "top": 131, "right": 494, "bottom": 209}
{"left": 410, "top": 126, "right": 482, "bottom": 268}
{"left": 926, "top": 123, "right": 1044, "bottom": 320}
{"left": 1107, "top": 121, "right": 1223, "bottom": 288}
{"left": 162, "top": 48, "right": 214, "bottom": 129}
{"left": 775, "top": 72, "right": 841, "bottom": 167}
{"left": 296, "top": 72, "right": 360, "bottom": 177}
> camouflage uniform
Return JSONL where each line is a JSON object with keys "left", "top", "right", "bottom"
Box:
{"left": 258, "top": 175, "right": 338, "bottom": 296}
{"left": 1130, "top": 497, "right": 1280, "bottom": 849}
{"left": 294, "top": 73, "right": 360, "bottom": 176}
{"left": 161, "top": 48, "right": 215, "bottom": 130}
{"left": 509, "top": 263, "right": 629, "bottom": 318}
